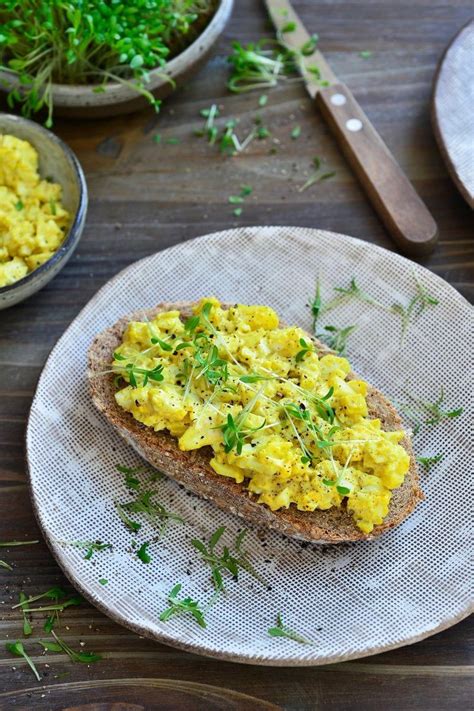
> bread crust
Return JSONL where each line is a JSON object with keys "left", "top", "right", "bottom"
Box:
{"left": 87, "top": 301, "right": 423, "bottom": 543}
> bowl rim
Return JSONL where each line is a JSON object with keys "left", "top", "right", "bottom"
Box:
{"left": 0, "top": 0, "right": 232, "bottom": 99}
{"left": 0, "top": 114, "right": 88, "bottom": 295}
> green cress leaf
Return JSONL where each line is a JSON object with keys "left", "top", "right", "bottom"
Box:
{"left": 137, "top": 542, "right": 151, "bottom": 564}
{"left": 416, "top": 454, "right": 444, "bottom": 470}
{"left": 159, "top": 584, "right": 207, "bottom": 628}
{"left": 301, "top": 34, "right": 319, "bottom": 56}
{"left": 42, "top": 632, "right": 102, "bottom": 663}
{"left": 191, "top": 527, "right": 264, "bottom": 592}
{"left": 6, "top": 641, "right": 41, "bottom": 681}
{"left": 115, "top": 502, "right": 141, "bottom": 532}
{"left": 19, "top": 592, "right": 33, "bottom": 636}
{"left": 267, "top": 614, "right": 311, "bottom": 644}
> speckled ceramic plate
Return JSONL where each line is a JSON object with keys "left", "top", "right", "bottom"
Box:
{"left": 432, "top": 19, "right": 474, "bottom": 208}
{"left": 27, "top": 227, "right": 473, "bottom": 665}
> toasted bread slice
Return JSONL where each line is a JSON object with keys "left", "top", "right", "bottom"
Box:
{"left": 87, "top": 301, "right": 423, "bottom": 543}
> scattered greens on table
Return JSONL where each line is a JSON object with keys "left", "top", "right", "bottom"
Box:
{"left": 5, "top": 641, "right": 41, "bottom": 681}
{"left": 229, "top": 185, "right": 253, "bottom": 216}
{"left": 0, "top": 0, "right": 217, "bottom": 125}
{"left": 39, "top": 631, "right": 102, "bottom": 663}
{"left": 227, "top": 39, "right": 298, "bottom": 93}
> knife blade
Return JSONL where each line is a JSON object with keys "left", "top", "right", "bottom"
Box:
{"left": 264, "top": 0, "right": 438, "bottom": 256}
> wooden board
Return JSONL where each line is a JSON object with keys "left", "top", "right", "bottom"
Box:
{"left": 1, "top": 0, "right": 473, "bottom": 708}
{"left": 432, "top": 19, "right": 474, "bottom": 208}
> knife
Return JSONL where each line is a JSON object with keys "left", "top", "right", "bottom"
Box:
{"left": 264, "top": 0, "right": 438, "bottom": 256}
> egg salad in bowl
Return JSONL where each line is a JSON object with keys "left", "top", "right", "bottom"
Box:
{"left": 0, "top": 134, "right": 70, "bottom": 288}
{"left": 111, "top": 298, "right": 411, "bottom": 534}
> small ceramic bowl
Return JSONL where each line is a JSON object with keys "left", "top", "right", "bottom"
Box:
{"left": 0, "top": 114, "right": 87, "bottom": 310}
{"left": 0, "top": 0, "right": 234, "bottom": 119}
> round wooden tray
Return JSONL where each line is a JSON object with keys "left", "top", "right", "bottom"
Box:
{"left": 432, "top": 19, "right": 474, "bottom": 208}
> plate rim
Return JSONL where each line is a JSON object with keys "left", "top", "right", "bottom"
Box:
{"left": 431, "top": 18, "right": 474, "bottom": 209}
{"left": 26, "top": 226, "right": 474, "bottom": 666}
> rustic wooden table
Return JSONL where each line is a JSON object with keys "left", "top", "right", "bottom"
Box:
{"left": 1, "top": 1, "right": 473, "bottom": 709}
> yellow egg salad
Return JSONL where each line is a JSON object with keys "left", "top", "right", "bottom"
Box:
{"left": 112, "top": 298, "right": 410, "bottom": 533}
{"left": 0, "top": 134, "right": 70, "bottom": 288}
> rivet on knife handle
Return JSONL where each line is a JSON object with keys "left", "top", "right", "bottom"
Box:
{"left": 316, "top": 83, "right": 438, "bottom": 256}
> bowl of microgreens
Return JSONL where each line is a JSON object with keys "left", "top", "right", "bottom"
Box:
{"left": 0, "top": 0, "right": 233, "bottom": 123}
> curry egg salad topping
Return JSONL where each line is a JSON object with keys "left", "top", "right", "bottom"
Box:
{"left": 112, "top": 298, "right": 410, "bottom": 533}
{"left": 0, "top": 134, "right": 70, "bottom": 288}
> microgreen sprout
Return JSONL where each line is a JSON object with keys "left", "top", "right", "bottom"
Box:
{"left": 137, "top": 542, "right": 151, "bottom": 564}
{"left": 120, "top": 491, "right": 184, "bottom": 536}
{"left": 6, "top": 641, "right": 41, "bottom": 681}
{"left": 39, "top": 631, "right": 102, "bottom": 663}
{"left": 301, "top": 34, "right": 319, "bottom": 56}
{"left": 115, "top": 502, "right": 141, "bottom": 533}
{"left": 229, "top": 185, "right": 253, "bottom": 216}
{"left": 332, "top": 277, "right": 382, "bottom": 308}
{"left": 256, "top": 125, "right": 271, "bottom": 139}
{"left": 0, "top": 560, "right": 13, "bottom": 570}
{"left": 283, "top": 401, "right": 338, "bottom": 462}
{"left": 392, "top": 274, "right": 439, "bottom": 338}
{"left": 19, "top": 592, "right": 33, "bottom": 636}
{"left": 112, "top": 356, "right": 164, "bottom": 388}
{"left": 227, "top": 39, "right": 298, "bottom": 93}
{"left": 282, "top": 21, "right": 297, "bottom": 33}
{"left": 359, "top": 50, "right": 373, "bottom": 58}
{"left": 221, "top": 412, "right": 266, "bottom": 455}
{"left": 191, "top": 527, "right": 264, "bottom": 592}
{"left": 150, "top": 336, "right": 173, "bottom": 352}
{"left": 199, "top": 103, "right": 220, "bottom": 143}
{"left": 322, "top": 449, "right": 354, "bottom": 495}
{"left": 291, "top": 125, "right": 301, "bottom": 139}
{"left": 0, "top": 540, "right": 39, "bottom": 547}
{"left": 309, "top": 279, "right": 322, "bottom": 332}
{"left": 13, "top": 584, "right": 80, "bottom": 634}
{"left": 239, "top": 374, "right": 274, "bottom": 383}
{"left": 159, "top": 584, "right": 207, "bottom": 628}
{"left": 116, "top": 464, "right": 146, "bottom": 490}
{"left": 259, "top": 94, "right": 268, "bottom": 106}
{"left": 318, "top": 324, "right": 357, "bottom": 355}
{"left": 400, "top": 388, "right": 463, "bottom": 434}
{"left": 17, "top": 600, "right": 82, "bottom": 614}
{"left": 416, "top": 454, "right": 444, "bottom": 470}
{"left": 12, "top": 586, "right": 67, "bottom": 610}
{"left": 66, "top": 541, "right": 113, "bottom": 560}
{"left": 267, "top": 614, "right": 311, "bottom": 644}
{"left": 295, "top": 338, "right": 313, "bottom": 362}
{"left": 299, "top": 158, "right": 335, "bottom": 192}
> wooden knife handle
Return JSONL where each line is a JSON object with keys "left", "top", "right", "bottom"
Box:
{"left": 316, "top": 83, "right": 438, "bottom": 256}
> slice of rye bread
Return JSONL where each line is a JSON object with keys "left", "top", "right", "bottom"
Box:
{"left": 87, "top": 301, "right": 423, "bottom": 543}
